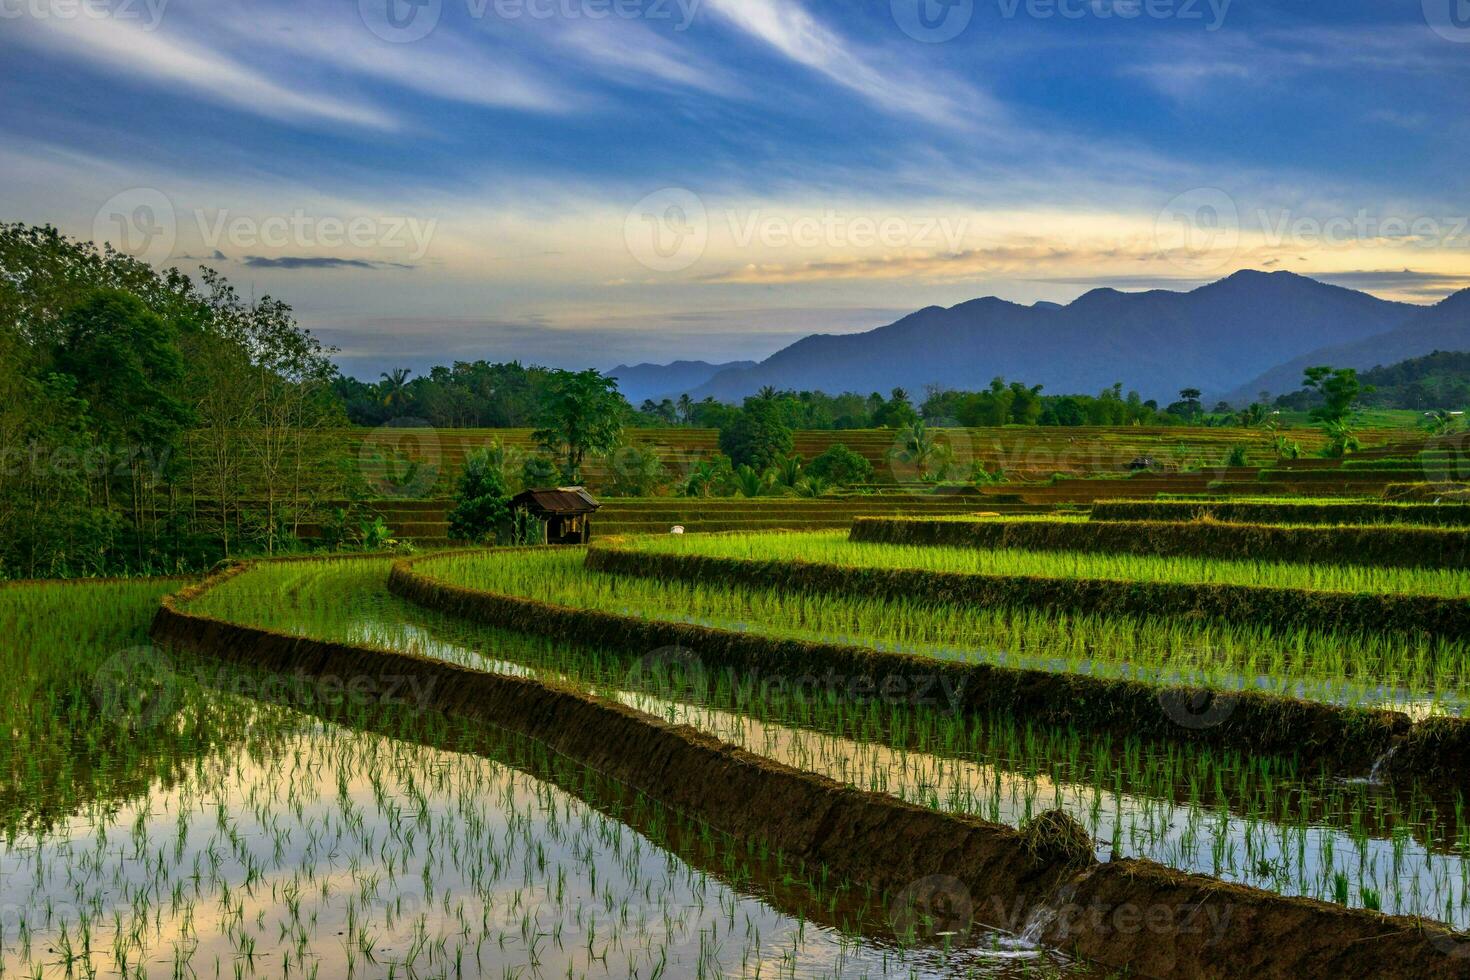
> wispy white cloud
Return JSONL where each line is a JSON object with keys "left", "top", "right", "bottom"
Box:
{"left": 225, "top": 12, "right": 575, "bottom": 114}
{"left": 702, "top": 0, "right": 992, "bottom": 127}
{"left": 9, "top": 11, "right": 395, "bottom": 129}
{"left": 549, "top": 18, "right": 734, "bottom": 96}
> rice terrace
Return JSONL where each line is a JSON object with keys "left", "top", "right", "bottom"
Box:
{"left": 5, "top": 1, "right": 1470, "bottom": 977}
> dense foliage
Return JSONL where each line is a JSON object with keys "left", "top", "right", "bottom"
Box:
{"left": 1276, "top": 352, "right": 1470, "bottom": 414}
{"left": 0, "top": 223, "right": 348, "bottom": 577}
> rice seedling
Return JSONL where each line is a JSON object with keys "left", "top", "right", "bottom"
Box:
{"left": 402, "top": 549, "right": 1470, "bottom": 712}
{"left": 173, "top": 557, "right": 1470, "bottom": 929}
{"left": 3, "top": 571, "right": 1082, "bottom": 977}
{"left": 604, "top": 531, "right": 1470, "bottom": 598}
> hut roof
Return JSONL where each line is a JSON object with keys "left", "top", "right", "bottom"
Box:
{"left": 512, "top": 487, "right": 600, "bottom": 515}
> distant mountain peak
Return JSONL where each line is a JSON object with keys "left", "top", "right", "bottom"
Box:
{"left": 683, "top": 270, "right": 1419, "bottom": 404}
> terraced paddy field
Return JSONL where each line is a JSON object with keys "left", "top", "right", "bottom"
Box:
{"left": 150, "top": 559, "right": 1470, "bottom": 958}
{"left": 848, "top": 515, "right": 1470, "bottom": 569}
{"left": 15, "top": 432, "right": 1470, "bottom": 976}
{"left": 4, "top": 573, "right": 1075, "bottom": 978}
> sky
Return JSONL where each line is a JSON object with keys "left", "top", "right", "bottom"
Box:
{"left": 2, "top": 0, "right": 1468, "bottom": 378}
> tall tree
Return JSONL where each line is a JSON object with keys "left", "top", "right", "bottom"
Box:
{"left": 533, "top": 369, "right": 627, "bottom": 482}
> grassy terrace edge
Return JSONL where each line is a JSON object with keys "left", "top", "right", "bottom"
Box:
{"left": 849, "top": 517, "right": 1470, "bottom": 570}
{"left": 150, "top": 558, "right": 1470, "bottom": 978}
{"left": 388, "top": 551, "right": 1470, "bottom": 787}
{"left": 585, "top": 541, "right": 1470, "bottom": 642}
{"left": 1091, "top": 499, "right": 1470, "bottom": 526}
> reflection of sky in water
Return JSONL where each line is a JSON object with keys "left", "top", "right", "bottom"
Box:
{"left": 352, "top": 614, "right": 1470, "bottom": 929}
{"left": 1, "top": 710, "right": 1072, "bottom": 978}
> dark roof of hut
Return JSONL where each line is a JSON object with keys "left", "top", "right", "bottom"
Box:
{"left": 512, "top": 487, "right": 600, "bottom": 515}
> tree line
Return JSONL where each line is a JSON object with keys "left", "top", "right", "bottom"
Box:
{"left": 1, "top": 223, "right": 347, "bottom": 578}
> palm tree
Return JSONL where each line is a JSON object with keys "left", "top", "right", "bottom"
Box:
{"left": 676, "top": 393, "right": 694, "bottom": 425}
{"left": 379, "top": 368, "right": 413, "bottom": 410}
{"left": 888, "top": 420, "right": 937, "bottom": 479}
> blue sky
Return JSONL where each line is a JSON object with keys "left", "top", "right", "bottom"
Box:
{"left": 3, "top": 0, "right": 1467, "bottom": 378}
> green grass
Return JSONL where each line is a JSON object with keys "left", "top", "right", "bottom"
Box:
{"left": 605, "top": 530, "right": 1470, "bottom": 597}
{"left": 408, "top": 548, "right": 1470, "bottom": 708}
{"left": 0, "top": 576, "right": 218, "bottom": 835}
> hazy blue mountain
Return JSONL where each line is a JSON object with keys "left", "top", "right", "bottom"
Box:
{"left": 686, "top": 271, "right": 1418, "bottom": 404}
{"left": 608, "top": 359, "right": 758, "bottom": 403}
{"left": 1227, "top": 288, "right": 1470, "bottom": 402}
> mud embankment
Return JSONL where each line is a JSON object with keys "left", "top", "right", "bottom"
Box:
{"left": 153, "top": 562, "right": 1470, "bottom": 978}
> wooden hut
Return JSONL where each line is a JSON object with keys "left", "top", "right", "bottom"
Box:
{"left": 511, "top": 487, "right": 600, "bottom": 544}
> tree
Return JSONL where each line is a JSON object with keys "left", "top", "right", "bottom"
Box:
{"left": 447, "top": 449, "right": 513, "bottom": 544}
{"left": 680, "top": 455, "right": 735, "bottom": 497}
{"left": 378, "top": 369, "right": 414, "bottom": 410}
{"left": 806, "top": 444, "right": 874, "bottom": 486}
{"left": 53, "top": 289, "right": 192, "bottom": 561}
{"left": 533, "top": 369, "right": 626, "bottom": 483}
{"left": 521, "top": 454, "right": 558, "bottom": 488}
{"left": 718, "top": 399, "right": 794, "bottom": 470}
{"left": 873, "top": 388, "right": 919, "bottom": 429}
{"left": 1303, "top": 366, "right": 1372, "bottom": 424}
{"left": 888, "top": 420, "right": 938, "bottom": 479}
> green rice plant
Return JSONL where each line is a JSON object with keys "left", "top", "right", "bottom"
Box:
{"left": 849, "top": 515, "right": 1470, "bottom": 570}
{"left": 399, "top": 546, "right": 1470, "bottom": 710}
{"left": 177, "top": 557, "right": 1470, "bottom": 929}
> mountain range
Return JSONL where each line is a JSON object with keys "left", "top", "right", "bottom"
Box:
{"left": 615, "top": 271, "right": 1470, "bottom": 406}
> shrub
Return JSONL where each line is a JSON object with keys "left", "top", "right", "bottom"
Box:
{"left": 602, "top": 443, "right": 669, "bottom": 497}
{"left": 520, "top": 454, "right": 558, "bottom": 488}
{"left": 1224, "top": 446, "right": 1250, "bottom": 468}
{"left": 449, "top": 449, "right": 514, "bottom": 544}
{"left": 806, "top": 443, "right": 874, "bottom": 486}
